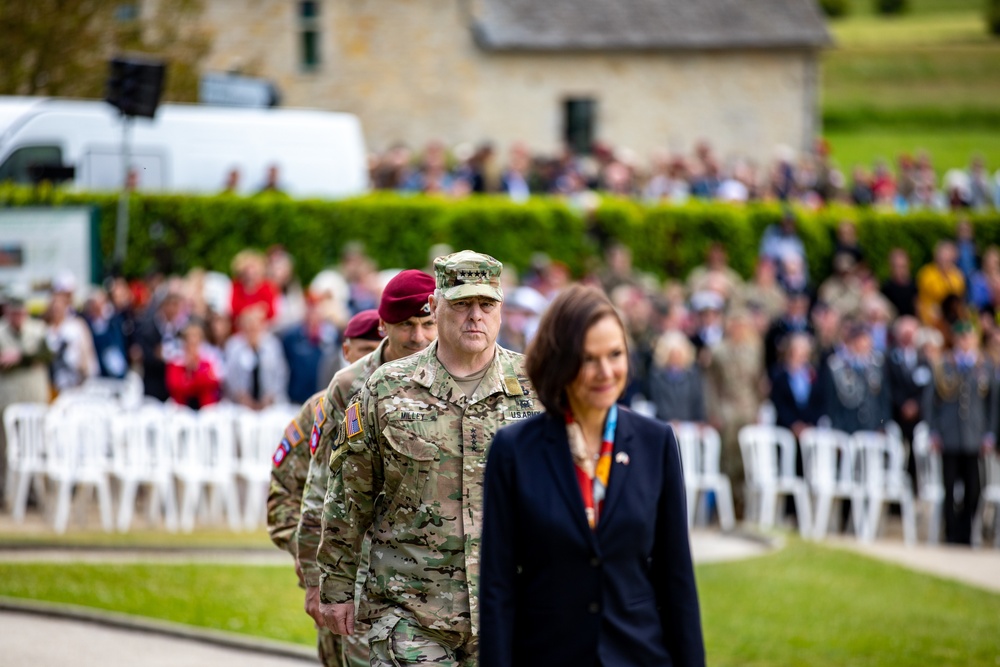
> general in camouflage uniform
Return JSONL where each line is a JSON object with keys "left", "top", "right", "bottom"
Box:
{"left": 266, "top": 391, "right": 347, "bottom": 667}
{"left": 318, "top": 251, "right": 539, "bottom": 667}
{"left": 299, "top": 274, "right": 438, "bottom": 667}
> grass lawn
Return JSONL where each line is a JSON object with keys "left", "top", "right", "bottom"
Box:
{"left": 820, "top": 1, "right": 1000, "bottom": 175}
{"left": 0, "top": 527, "right": 275, "bottom": 550}
{"left": 822, "top": 127, "right": 1000, "bottom": 173}
{"left": 698, "top": 541, "right": 1000, "bottom": 666}
{"left": 0, "top": 540, "right": 997, "bottom": 665}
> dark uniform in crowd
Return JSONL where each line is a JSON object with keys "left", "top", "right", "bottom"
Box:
{"left": 821, "top": 324, "right": 892, "bottom": 434}
{"left": 885, "top": 316, "right": 932, "bottom": 487}
{"left": 923, "top": 322, "right": 996, "bottom": 545}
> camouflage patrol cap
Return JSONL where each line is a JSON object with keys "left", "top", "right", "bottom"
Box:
{"left": 433, "top": 250, "right": 504, "bottom": 302}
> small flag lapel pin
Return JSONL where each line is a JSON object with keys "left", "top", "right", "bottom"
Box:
{"left": 615, "top": 452, "right": 630, "bottom": 465}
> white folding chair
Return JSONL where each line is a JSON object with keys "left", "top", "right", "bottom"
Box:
{"left": 853, "top": 429, "right": 916, "bottom": 545}
{"left": 738, "top": 424, "right": 812, "bottom": 538}
{"left": 3, "top": 402, "right": 49, "bottom": 521}
{"left": 674, "top": 422, "right": 735, "bottom": 531}
{"left": 236, "top": 403, "right": 299, "bottom": 530}
{"left": 172, "top": 405, "right": 241, "bottom": 532}
{"left": 910, "top": 422, "right": 944, "bottom": 544}
{"left": 756, "top": 400, "right": 777, "bottom": 426}
{"left": 45, "top": 401, "right": 118, "bottom": 533}
{"left": 800, "top": 427, "right": 865, "bottom": 540}
{"left": 973, "top": 452, "right": 1000, "bottom": 548}
{"left": 110, "top": 405, "right": 178, "bottom": 532}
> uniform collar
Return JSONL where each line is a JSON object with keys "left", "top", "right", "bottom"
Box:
{"left": 412, "top": 340, "right": 525, "bottom": 403}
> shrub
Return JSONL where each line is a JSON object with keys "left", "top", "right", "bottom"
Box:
{"left": 874, "top": 0, "right": 907, "bottom": 15}
{"left": 2, "top": 184, "right": 999, "bottom": 288}
{"left": 819, "top": 0, "right": 851, "bottom": 18}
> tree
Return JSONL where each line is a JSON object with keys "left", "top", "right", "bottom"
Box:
{"left": 818, "top": 0, "right": 851, "bottom": 18}
{"left": 988, "top": 0, "right": 1000, "bottom": 36}
{"left": 874, "top": 0, "right": 908, "bottom": 15}
{"left": 0, "top": 0, "right": 210, "bottom": 101}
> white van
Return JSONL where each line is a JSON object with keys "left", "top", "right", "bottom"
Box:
{"left": 0, "top": 96, "right": 369, "bottom": 198}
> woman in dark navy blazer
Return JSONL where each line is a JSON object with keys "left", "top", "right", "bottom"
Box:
{"left": 480, "top": 285, "right": 705, "bottom": 667}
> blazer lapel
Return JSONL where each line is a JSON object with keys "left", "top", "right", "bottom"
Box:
{"left": 540, "top": 415, "right": 597, "bottom": 544}
{"left": 597, "top": 409, "right": 635, "bottom": 534}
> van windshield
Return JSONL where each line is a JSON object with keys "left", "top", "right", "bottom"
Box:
{"left": 0, "top": 145, "right": 63, "bottom": 185}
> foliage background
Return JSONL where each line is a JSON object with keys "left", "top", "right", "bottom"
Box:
{"left": 3, "top": 185, "right": 998, "bottom": 287}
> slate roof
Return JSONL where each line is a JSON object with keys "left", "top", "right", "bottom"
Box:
{"left": 472, "top": 0, "right": 831, "bottom": 51}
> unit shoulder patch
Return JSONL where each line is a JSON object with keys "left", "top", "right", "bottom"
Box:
{"left": 272, "top": 440, "right": 292, "bottom": 467}
{"left": 345, "top": 402, "right": 364, "bottom": 439}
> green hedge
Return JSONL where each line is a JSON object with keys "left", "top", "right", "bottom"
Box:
{"left": 2, "top": 184, "right": 999, "bottom": 288}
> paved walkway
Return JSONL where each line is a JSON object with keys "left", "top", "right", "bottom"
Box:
{"left": 0, "top": 527, "right": 997, "bottom": 666}
{"left": 0, "top": 609, "right": 313, "bottom": 667}
{"left": 830, "top": 537, "right": 1000, "bottom": 593}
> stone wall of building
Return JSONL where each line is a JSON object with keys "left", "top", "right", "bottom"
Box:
{"left": 199, "top": 0, "right": 819, "bottom": 164}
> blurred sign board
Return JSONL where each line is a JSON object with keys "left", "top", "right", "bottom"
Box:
{"left": 199, "top": 72, "right": 278, "bottom": 108}
{"left": 0, "top": 207, "right": 100, "bottom": 306}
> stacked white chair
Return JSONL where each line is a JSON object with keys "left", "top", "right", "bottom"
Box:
{"left": 800, "top": 427, "right": 865, "bottom": 540}
{"left": 852, "top": 429, "right": 917, "bottom": 545}
{"left": 673, "top": 422, "right": 735, "bottom": 531}
{"left": 44, "top": 400, "right": 117, "bottom": 533}
{"left": 3, "top": 402, "right": 49, "bottom": 522}
{"left": 910, "top": 422, "right": 944, "bottom": 543}
{"left": 738, "top": 424, "right": 812, "bottom": 538}
{"left": 172, "top": 405, "right": 241, "bottom": 532}
{"left": 973, "top": 451, "right": 1000, "bottom": 548}
{"left": 237, "top": 403, "right": 299, "bottom": 530}
{"left": 110, "top": 405, "right": 179, "bottom": 532}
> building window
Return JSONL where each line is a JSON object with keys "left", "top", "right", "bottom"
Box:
{"left": 114, "top": 3, "right": 139, "bottom": 21}
{"left": 564, "top": 98, "right": 596, "bottom": 155}
{"left": 299, "top": 1, "right": 321, "bottom": 71}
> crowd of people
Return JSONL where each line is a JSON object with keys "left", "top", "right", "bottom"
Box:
{"left": 367, "top": 138, "right": 1000, "bottom": 213}
{"left": 2, "top": 216, "right": 999, "bottom": 548}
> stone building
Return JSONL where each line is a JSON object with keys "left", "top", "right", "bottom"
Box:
{"left": 197, "top": 0, "right": 830, "bottom": 162}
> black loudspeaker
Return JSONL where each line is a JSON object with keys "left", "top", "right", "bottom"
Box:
{"left": 105, "top": 55, "right": 167, "bottom": 118}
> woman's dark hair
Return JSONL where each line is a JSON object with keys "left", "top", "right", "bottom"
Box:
{"left": 525, "top": 284, "right": 627, "bottom": 415}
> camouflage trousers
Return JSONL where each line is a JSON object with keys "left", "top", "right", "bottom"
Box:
{"left": 318, "top": 623, "right": 371, "bottom": 667}
{"left": 368, "top": 614, "right": 477, "bottom": 666}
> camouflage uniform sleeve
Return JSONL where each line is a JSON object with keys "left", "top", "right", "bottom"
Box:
{"left": 318, "top": 379, "right": 384, "bottom": 604}
{"left": 266, "top": 398, "right": 317, "bottom": 556}
{"left": 297, "top": 388, "right": 343, "bottom": 587}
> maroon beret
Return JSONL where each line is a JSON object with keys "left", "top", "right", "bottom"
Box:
{"left": 343, "top": 309, "right": 383, "bottom": 341}
{"left": 378, "top": 270, "right": 435, "bottom": 324}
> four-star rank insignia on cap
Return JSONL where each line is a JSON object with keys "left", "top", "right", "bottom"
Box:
{"left": 345, "top": 402, "right": 364, "bottom": 439}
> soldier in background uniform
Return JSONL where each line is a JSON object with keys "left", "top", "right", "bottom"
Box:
{"left": 297, "top": 273, "right": 438, "bottom": 667}
{"left": 706, "top": 309, "right": 764, "bottom": 516}
{"left": 267, "top": 308, "right": 386, "bottom": 667}
{"left": 923, "top": 321, "right": 996, "bottom": 545}
{"left": 0, "top": 288, "right": 52, "bottom": 505}
{"left": 318, "top": 251, "right": 537, "bottom": 667}
{"left": 821, "top": 321, "right": 892, "bottom": 435}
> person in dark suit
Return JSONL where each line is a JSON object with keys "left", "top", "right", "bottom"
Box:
{"left": 648, "top": 330, "right": 707, "bottom": 424}
{"left": 923, "top": 321, "right": 997, "bottom": 545}
{"left": 480, "top": 285, "right": 705, "bottom": 667}
{"left": 770, "top": 332, "right": 822, "bottom": 437}
{"left": 764, "top": 288, "right": 813, "bottom": 377}
{"left": 885, "top": 316, "right": 932, "bottom": 486}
